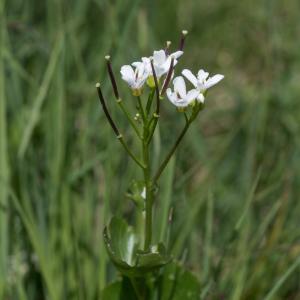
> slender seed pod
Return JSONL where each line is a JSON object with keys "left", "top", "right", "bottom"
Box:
{"left": 105, "top": 55, "right": 120, "bottom": 100}
{"left": 178, "top": 30, "right": 188, "bottom": 51}
{"left": 96, "top": 83, "right": 120, "bottom": 136}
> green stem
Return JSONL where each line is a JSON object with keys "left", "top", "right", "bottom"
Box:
{"left": 146, "top": 113, "right": 159, "bottom": 145}
{"left": 153, "top": 117, "right": 191, "bottom": 183}
{"left": 137, "top": 96, "right": 146, "bottom": 124}
{"left": 142, "top": 138, "right": 152, "bottom": 251}
{"left": 130, "top": 277, "right": 144, "bottom": 300}
{"left": 96, "top": 84, "right": 145, "bottom": 169}
{"left": 153, "top": 106, "right": 202, "bottom": 182}
{"left": 146, "top": 88, "right": 155, "bottom": 115}
{"left": 117, "top": 99, "right": 142, "bottom": 139}
{"left": 139, "top": 97, "right": 153, "bottom": 251}
{"left": 118, "top": 135, "right": 146, "bottom": 169}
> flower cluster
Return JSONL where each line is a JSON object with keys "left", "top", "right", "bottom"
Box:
{"left": 120, "top": 49, "right": 183, "bottom": 96}
{"left": 120, "top": 31, "right": 224, "bottom": 109}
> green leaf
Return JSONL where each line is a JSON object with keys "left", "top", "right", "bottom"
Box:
{"left": 103, "top": 217, "right": 138, "bottom": 274}
{"left": 136, "top": 243, "right": 171, "bottom": 269}
{"left": 101, "top": 261, "right": 201, "bottom": 299}
{"left": 159, "top": 262, "right": 201, "bottom": 300}
{"left": 101, "top": 278, "right": 137, "bottom": 300}
{"left": 104, "top": 217, "right": 171, "bottom": 277}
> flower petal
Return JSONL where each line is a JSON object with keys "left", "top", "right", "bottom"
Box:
{"left": 167, "top": 87, "right": 191, "bottom": 108}
{"left": 205, "top": 74, "right": 224, "bottom": 89}
{"left": 173, "top": 99, "right": 190, "bottom": 107}
{"left": 153, "top": 50, "right": 167, "bottom": 65}
{"left": 142, "top": 58, "right": 152, "bottom": 74}
{"left": 182, "top": 69, "right": 198, "bottom": 87}
{"left": 173, "top": 76, "right": 186, "bottom": 98}
{"left": 166, "top": 88, "right": 177, "bottom": 104}
{"left": 120, "top": 65, "right": 135, "bottom": 86}
{"left": 142, "top": 57, "right": 150, "bottom": 63}
{"left": 121, "top": 65, "right": 134, "bottom": 78}
{"left": 170, "top": 50, "right": 183, "bottom": 59}
{"left": 197, "top": 69, "right": 209, "bottom": 82}
{"left": 155, "top": 65, "right": 167, "bottom": 78}
{"left": 186, "top": 89, "right": 199, "bottom": 102}
{"left": 136, "top": 63, "right": 145, "bottom": 78}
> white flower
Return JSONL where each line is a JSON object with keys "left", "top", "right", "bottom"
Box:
{"left": 135, "top": 49, "right": 183, "bottom": 79}
{"left": 166, "top": 76, "right": 199, "bottom": 108}
{"left": 120, "top": 62, "right": 149, "bottom": 95}
{"left": 182, "top": 69, "right": 224, "bottom": 103}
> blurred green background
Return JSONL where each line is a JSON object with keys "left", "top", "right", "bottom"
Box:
{"left": 1, "top": 0, "right": 300, "bottom": 299}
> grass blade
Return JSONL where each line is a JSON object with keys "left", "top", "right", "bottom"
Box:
{"left": 18, "top": 33, "right": 63, "bottom": 159}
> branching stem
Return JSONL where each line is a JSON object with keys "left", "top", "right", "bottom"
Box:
{"left": 153, "top": 107, "right": 201, "bottom": 183}
{"left": 96, "top": 83, "right": 145, "bottom": 169}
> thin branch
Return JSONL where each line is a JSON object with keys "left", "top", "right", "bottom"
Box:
{"left": 153, "top": 114, "right": 191, "bottom": 183}
{"left": 117, "top": 99, "right": 142, "bottom": 139}
{"left": 96, "top": 83, "right": 145, "bottom": 169}
{"left": 137, "top": 96, "right": 146, "bottom": 124}
{"left": 146, "top": 88, "right": 155, "bottom": 115}
{"left": 153, "top": 105, "right": 202, "bottom": 182}
{"left": 153, "top": 119, "right": 190, "bottom": 183}
{"left": 118, "top": 136, "right": 146, "bottom": 169}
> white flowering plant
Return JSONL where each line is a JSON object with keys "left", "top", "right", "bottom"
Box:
{"left": 96, "top": 30, "right": 224, "bottom": 299}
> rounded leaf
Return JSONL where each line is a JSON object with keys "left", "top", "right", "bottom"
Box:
{"left": 104, "top": 217, "right": 171, "bottom": 277}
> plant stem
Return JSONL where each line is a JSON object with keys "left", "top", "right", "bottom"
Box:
{"left": 118, "top": 135, "right": 146, "bottom": 169}
{"left": 146, "top": 88, "right": 155, "bottom": 115}
{"left": 153, "top": 119, "right": 190, "bottom": 183}
{"left": 153, "top": 105, "right": 202, "bottom": 182}
{"left": 130, "top": 277, "right": 144, "bottom": 300}
{"left": 117, "top": 99, "right": 142, "bottom": 139}
{"left": 139, "top": 94, "right": 153, "bottom": 251}
{"left": 146, "top": 114, "right": 159, "bottom": 145}
{"left": 143, "top": 137, "right": 153, "bottom": 251}
{"left": 137, "top": 96, "right": 146, "bottom": 124}
{"left": 96, "top": 84, "right": 145, "bottom": 169}
{"left": 152, "top": 104, "right": 203, "bottom": 184}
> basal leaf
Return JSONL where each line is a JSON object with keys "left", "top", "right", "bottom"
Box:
{"left": 104, "top": 217, "right": 171, "bottom": 277}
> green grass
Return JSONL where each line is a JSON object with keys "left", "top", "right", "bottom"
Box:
{"left": 1, "top": 0, "right": 300, "bottom": 299}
